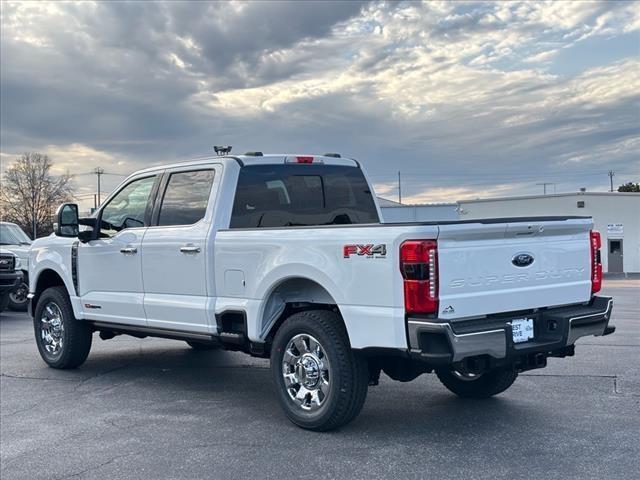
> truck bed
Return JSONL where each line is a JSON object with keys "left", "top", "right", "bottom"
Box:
{"left": 215, "top": 216, "right": 594, "bottom": 347}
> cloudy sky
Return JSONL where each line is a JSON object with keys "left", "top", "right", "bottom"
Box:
{"left": 1, "top": 0, "right": 639, "bottom": 207}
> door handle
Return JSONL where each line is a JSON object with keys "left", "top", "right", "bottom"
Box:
{"left": 180, "top": 245, "right": 201, "bottom": 254}
{"left": 120, "top": 246, "right": 138, "bottom": 255}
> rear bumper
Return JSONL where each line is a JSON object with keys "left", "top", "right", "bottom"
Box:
{"left": 0, "top": 271, "right": 23, "bottom": 294}
{"left": 407, "top": 296, "right": 613, "bottom": 368}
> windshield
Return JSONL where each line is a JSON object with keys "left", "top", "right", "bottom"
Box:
{"left": 0, "top": 224, "right": 32, "bottom": 245}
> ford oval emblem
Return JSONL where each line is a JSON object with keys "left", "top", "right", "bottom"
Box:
{"left": 512, "top": 253, "right": 534, "bottom": 267}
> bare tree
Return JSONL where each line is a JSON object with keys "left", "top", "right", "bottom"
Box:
{"left": 0, "top": 152, "right": 74, "bottom": 239}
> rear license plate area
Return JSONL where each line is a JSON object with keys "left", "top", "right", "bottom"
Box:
{"left": 511, "top": 318, "right": 534, "bottom": 344}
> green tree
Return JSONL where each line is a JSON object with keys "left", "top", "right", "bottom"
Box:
{"left": 0, "top": 152, "right": 74, "bottom": 239}
{"left": 617, "top": 182, "right": 640, "bottom": 192}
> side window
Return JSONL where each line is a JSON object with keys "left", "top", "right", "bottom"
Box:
{"left": 158, "top": 170, "right": 215, "bottom": 226}
{"left": 100, "top": 176, "right": 156, "bottom": 237}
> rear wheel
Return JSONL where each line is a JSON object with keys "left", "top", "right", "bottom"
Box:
{"left": 33, "top": 286, "right": 92, "bottom": 369}
{"left": 270, "top": 310, "right": 369, "bottom": 431}
{"left": 436, "top": 368, "right": 518, "bottom": 398}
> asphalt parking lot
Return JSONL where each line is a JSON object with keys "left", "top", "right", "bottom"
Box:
{"left": 1, "top": 278, "right": 638, "bottom": 480}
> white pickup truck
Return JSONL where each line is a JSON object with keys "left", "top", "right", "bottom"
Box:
{"left": 29, "top": 153, "right": 614, "bottom": 430}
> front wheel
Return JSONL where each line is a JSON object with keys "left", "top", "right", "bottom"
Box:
{"left": 34, "top": 286, "right": 92, "bottom": 369}
{"left": 436, "top": 368, "right": 518, "bottom": 398}
{"left": 270, "top": 310, "right": 369, "bottom": 431}
{"left": 8, "top": 275, "right": 29, "bottom": 311}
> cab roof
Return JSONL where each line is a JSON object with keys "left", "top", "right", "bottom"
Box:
{"left": 132, "top": 153, "right": 359, "bottom": 176}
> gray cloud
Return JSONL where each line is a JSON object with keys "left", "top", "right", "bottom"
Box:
{"left": 1, "top": 0, "right": 638, "bottom": 205}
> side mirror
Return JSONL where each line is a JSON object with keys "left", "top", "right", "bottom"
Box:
{"left": 55, "top": 203, "right": 79, "bottom": 237}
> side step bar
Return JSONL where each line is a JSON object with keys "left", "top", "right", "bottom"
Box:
{"left": 89, "top": 320, "right": 268, "bottom": 356}
{"left": 91, "top": 321, "right": 224, "bottom": 344}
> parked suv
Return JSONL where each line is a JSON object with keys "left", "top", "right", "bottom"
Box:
{"left": 0, "top": 249, "right": 23, "bottom": 314}
{"left": 28, "top": 153, "right": 614, "bottom": 430}
{"left": 0, "top": 222, "right": 31, "bottom": 311}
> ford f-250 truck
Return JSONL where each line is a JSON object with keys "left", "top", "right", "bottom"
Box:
{"left": 28, "top": 153, "right": 615, "bottom": 430}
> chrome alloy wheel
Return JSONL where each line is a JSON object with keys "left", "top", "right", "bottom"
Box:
{"left": 40, "top": 302, "right": 64, "bottom": 356}
{"left": 282, "top": 334, "right": 331, "bottom": 411}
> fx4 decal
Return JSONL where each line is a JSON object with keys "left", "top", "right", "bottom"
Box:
{"left": 343, "top": 244, "right": 387, "bottom": 259}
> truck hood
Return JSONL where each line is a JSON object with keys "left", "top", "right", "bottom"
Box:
{"left": 0, "top": 244, "right": 29, "bottom": 269}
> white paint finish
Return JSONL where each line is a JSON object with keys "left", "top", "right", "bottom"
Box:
{"left": 143, "top": 293, "right": 210, "bottom": 333}
{"left": 29, "top": 235, "right": 83, "bottom": 319}
{"left": 141, "top": 220, "right": 212, "bottom": 330}
{"left": 459, "top": 192, "right": 640, "bottom": 273}
{"left": 141, "top": 163, "right": 222, "bottom": 331}
{"left": 214, "top": 224, "right": 438, "bottom": 346}
{"left": 339, "top": 304, "right": 407, "bottom": 349}
{"left": 223, "top": 270, "right": 246, "bottom": 296}
{"left": 438, "top": 219, "right": 592, "bottom": 319}
{"left": 78, "top": 229, "right": 147, "bottom": 326}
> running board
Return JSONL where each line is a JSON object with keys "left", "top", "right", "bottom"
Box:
{"left": 90, "top": 321, "right": 218, "bottom": 343}
{"left": 89, "top": 321, "right": 253, "bottom": 349}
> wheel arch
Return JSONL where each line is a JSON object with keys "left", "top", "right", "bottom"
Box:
{"left": 259, "top": 276, "right": 347, "bottom": 345}
{"left": 31, "top": 268, "right": 69, "bottom": 317}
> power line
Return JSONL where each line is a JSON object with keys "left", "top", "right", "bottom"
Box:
{"left": 74, "top": 171, "right": 127, "bottom": 177}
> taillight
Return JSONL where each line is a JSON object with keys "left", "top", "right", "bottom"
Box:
{"left": 400, "top": 240, "right": 438, "bottom": 314}
{"left": 590, "top": 230, "right": 603, "bottom": 294}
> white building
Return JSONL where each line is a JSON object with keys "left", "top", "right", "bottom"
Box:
{"left": 377, "top": 197, "right": 459, "bottom": 222}
{"left": 458, "top": 192, "right": 640, "bottom": 274}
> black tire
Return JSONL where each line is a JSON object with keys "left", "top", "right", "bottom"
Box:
{"left": 270, "top": 309, "right": 369, "bottom": 431}
{"left": 186, "top": 341, "right": 218, "bottom": 350}
{"left": 436, "top": 368, "right": 518, "bottom": 398}
{"left": 8, "top": 275, "right": 29, "bottom": 311}
{"left": 33, "top": 286, "right": 92, "bottom": 369}
{"left": 0, "top": 294, "right": 9, "bottom": 314}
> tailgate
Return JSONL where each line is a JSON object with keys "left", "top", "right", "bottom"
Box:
{"left": 437, "top": 218, "right": 593, "bottom": 320}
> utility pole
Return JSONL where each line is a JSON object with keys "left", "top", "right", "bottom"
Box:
{"left": 398, "top": 171, "right": 402, "bottom": 204}
{"left": 608, "top": 170, "right": 615, "bottom": 192}
{"left": 536, "top": 182, "right": 555, "bottom": 195}
{"left": 94, "top": 167, "right": 105, "bottom": 206}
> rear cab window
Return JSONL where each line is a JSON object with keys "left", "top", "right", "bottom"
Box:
{"left": 157, "top": 169, "right": 215, "bottom": 226}
{"left": 230, "top": 164, "right": 379, "bottom": 228}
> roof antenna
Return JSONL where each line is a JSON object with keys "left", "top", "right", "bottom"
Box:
{"left": 214, "top": 145, "right": 232, "bottom": 156}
